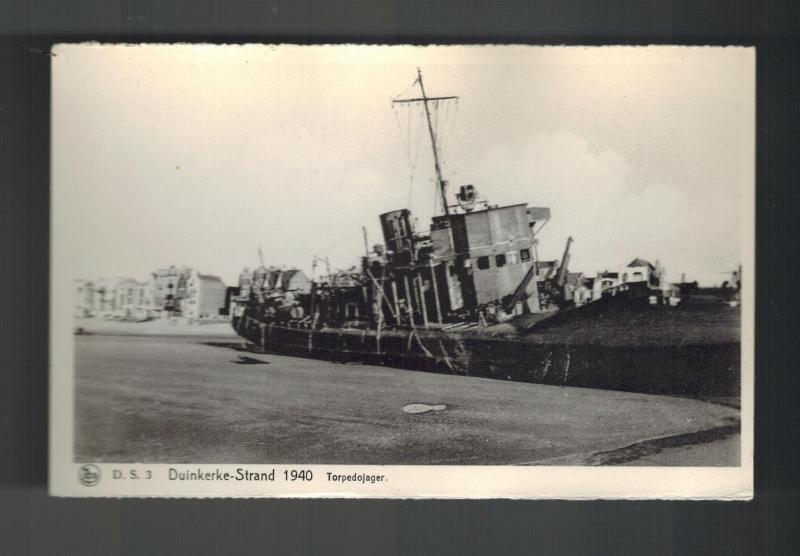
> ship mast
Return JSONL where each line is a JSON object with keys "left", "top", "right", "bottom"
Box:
{"left": 392, "top": 68, "right": 458, "bottom": 216}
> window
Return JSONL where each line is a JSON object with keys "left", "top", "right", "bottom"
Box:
{"left": 633, "top": 272, "right": 644, "bottom": 281}
{"left": 346, "top": 303, "right": 359, "bottom": 318}
{"left": 448, "top": 265, "right": 457, "bottom": 276}
{"left": 477, "top": 256, "right": 490, "bottom": 270}
{"left": 495, "top": 254, "right": 506, "bottom": 267}
{"left": 507, "top": 251, "right": 518, "bottom": 264}
{"left": 520, "top": 248, "right": 531, "bottom": 262}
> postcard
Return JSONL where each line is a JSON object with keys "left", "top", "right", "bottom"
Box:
{"left": 50, "top": 44, "right": 753, "bottom": 498}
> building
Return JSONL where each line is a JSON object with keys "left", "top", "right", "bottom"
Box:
{"left": 91, "top": 277, "right": 129, "bottom": 316}
{"left": 150, "top": 266, "right": 229, "bottom": 319}
{"left": 74, "top": 276, "right": 152, "bottom": 319}
{"left": 621, "top": 258, "right": 655, "bottom": 285}
{"left": 592, "top": 271, "right": 619, "bottom": 300}
{"left": 74, "top": 279, "right": 94, "bottom": 317}
{"left": 151, "top": 266, "right": 189, "bottom": 315}
{"left": 582, "top": 259, "right": 657, "bottom": 304}
{"left": 179, "top": 270, "right": 226, "bottom": 319}
{"left": 113, "top": 278, "right": 154, "bottom": 320}
{"left": 75, "top": 267, "right": 229, "bottom": 321}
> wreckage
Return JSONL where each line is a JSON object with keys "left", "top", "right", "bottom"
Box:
{"left": 232, "top": 69, "right": 739, "bottom": 396}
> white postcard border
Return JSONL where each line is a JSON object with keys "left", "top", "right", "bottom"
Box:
{"left": 49, "top": 44, "right": 754, "bottom": 499}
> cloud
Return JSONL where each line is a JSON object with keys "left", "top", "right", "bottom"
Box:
{"left": 468, "top": 129, "right": 735, "bottom": 282}
{"left": 55, "top": 46, "right": 749, "bottom": 287}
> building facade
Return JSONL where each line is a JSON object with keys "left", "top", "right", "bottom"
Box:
{"left": 180, "top": 270, "right": 226, "bottom": 319}
{"left": 74, "top": 276, "right": 153, "bottom": 319}
{"left": 91, "top": 277, "right": 129, "bottom": 316}
{"left": 621, "top": 258, "right": 655, "bottom": 285}
{"left": 592, "top": 271, "right": 619, "bottom": 300}
{"left": 113, "top": 278, "right": 154, "bottom": 320}
{"left": 151, "top": 266, "right": 189, "bottom": 314}
{"left": 74, "top": 279, "right": 94, "bottom": 318}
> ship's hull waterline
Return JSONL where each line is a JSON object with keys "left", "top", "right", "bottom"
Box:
{"left": 232, "top": 315, "right": 739, "bottom": 397}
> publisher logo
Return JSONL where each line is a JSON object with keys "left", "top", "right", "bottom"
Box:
{"left": 78, "top": 464, "right": 101, "bottom": 486}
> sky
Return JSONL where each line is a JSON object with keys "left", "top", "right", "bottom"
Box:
{"left": 53, "top": 45, "right": 754, "bottom": 287}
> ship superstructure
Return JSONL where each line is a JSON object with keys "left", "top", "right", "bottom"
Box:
{"left": 229, "top": 69, "right": 738, "bottom": 398}
{"left": 234, "top": 68, "right": 554, "bottom": 330}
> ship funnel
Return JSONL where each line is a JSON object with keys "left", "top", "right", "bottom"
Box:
{"left": 379, "top": 209, "right": 415, "bottom": 254}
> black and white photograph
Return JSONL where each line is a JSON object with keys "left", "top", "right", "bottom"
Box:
{"left": 49, "top": 44, "right": 753, "bottom": 498}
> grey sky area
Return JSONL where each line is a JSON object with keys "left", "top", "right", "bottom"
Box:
{"left": 53, "top": 45, "right": 753, "bottom": 286}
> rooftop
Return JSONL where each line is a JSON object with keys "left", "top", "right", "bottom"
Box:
{"left": 628, "top": 258, "right": 655, "bottom": 269}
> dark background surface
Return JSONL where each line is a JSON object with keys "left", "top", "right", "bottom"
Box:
{"left": 1, "top": 1, "right": 797, "bottom": 554}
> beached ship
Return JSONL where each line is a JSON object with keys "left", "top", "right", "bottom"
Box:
{"left": 231, "top": 69, "right": 740, "bottom": 397}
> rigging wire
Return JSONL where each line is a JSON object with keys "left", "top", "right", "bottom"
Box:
{"left": 408, "top": 106, "right": 424, "bottom": 209}
{"left": 390, "top": 76, "right": 419, "bottom": 102}
{"left": 391, "top": 77, "right": 459, "bottom": 216}
{"left": 431, "top": 97, "right": 456, "bottom": 176}
{"left": 392, "top": 100, "right": 426, "bottom": 213}
{"left": 428, "top": 97, "right": 458, "bottom": 212}
{"left": 406, "top": 104, "right": 414, "bottom": 209}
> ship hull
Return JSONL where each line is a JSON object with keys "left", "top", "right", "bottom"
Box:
{"left": 232, "top": 313, "right": 739, "bottom": 397}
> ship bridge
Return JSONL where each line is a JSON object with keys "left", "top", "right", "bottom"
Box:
{"left": 428, "top": 203, "right": 550, "bottom": 314}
